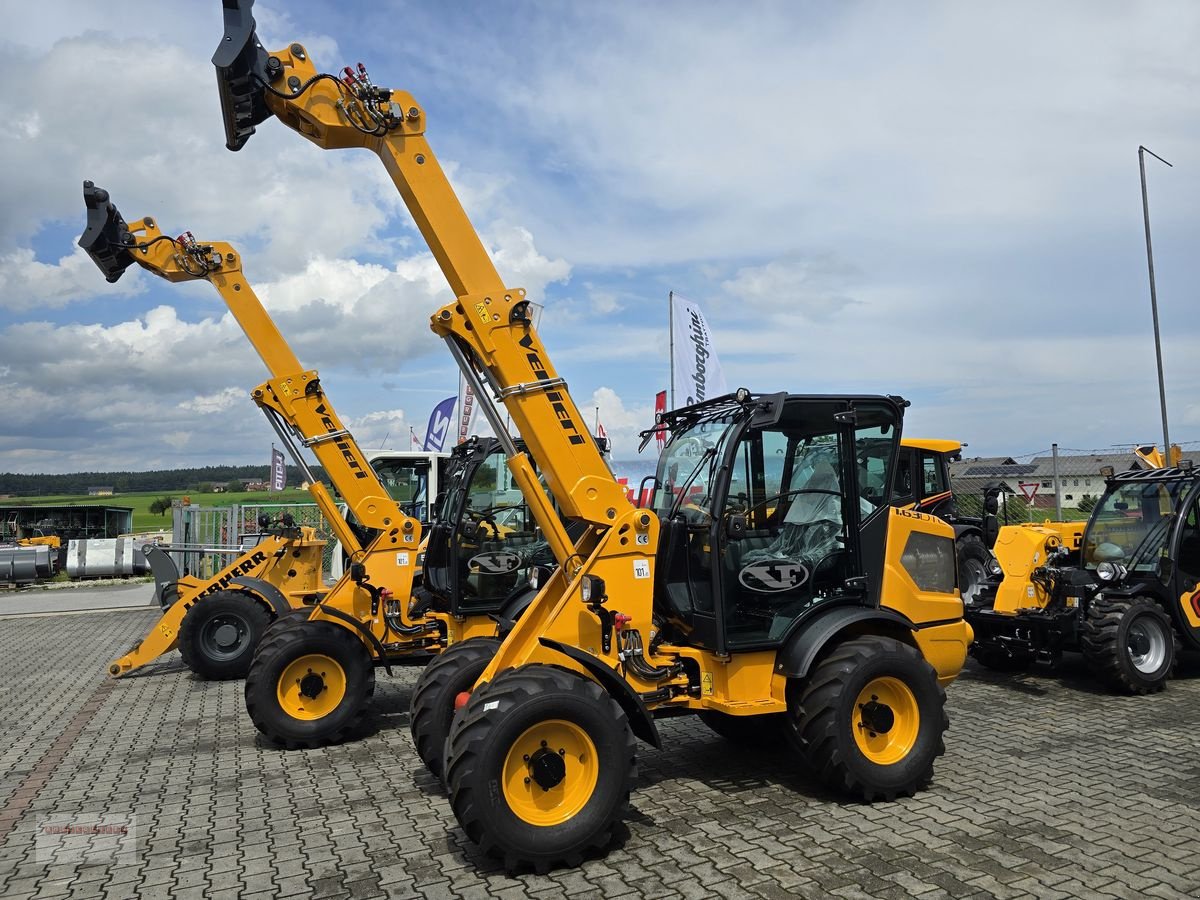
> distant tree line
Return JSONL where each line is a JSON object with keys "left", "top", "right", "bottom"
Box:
{"left": 0, "top": 465, "right": 328, "bottom": 497}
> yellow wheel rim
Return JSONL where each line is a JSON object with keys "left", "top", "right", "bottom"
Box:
{"left": 502, "top": 719, "right": 599, "bottom": 826}
{"left": 852, "top": 676, "right": 920, "bottom": 766}
{"left": 276, "top": 653, "right": 347, "bottom": 721}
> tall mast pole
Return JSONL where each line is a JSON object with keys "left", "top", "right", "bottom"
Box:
{"left": 1138, "top": 145, "right": 1173, "bottom": 459}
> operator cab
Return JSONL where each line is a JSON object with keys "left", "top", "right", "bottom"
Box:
{"left": 1080, "top": 467, "right": 1200, "bottom": 649}
{"left": 423, "top": 437, "right": 549, "bottom": 616}
{"left": 651, "top": 391, "right": 907, "bottom": 653}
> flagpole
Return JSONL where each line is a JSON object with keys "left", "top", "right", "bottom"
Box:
{"left": 668, "top": 290, "right": 674, "bottom": 409}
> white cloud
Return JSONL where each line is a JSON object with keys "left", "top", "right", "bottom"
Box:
{"left": 179, "top": 388, "right": 245, "bottom": 415}
{"left": 0, "top": 247, "right": 141, "bottom": 312}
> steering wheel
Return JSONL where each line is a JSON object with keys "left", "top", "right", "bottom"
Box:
{"left": 464, "top": 508, "right": 501, "bottom": 538}
{"left": 670, "top": 436, "right": 708, "bottom": 459}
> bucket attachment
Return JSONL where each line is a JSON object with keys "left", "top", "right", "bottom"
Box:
{"left": 78, "top": 181, "right": 134, "bottom": 283}
{"left": 212, "top": 0, "right": 273, "bottom": 151}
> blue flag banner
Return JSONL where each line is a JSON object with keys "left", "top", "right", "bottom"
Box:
{"left": 423, "top": 396, "right": 457, "bottom": 452}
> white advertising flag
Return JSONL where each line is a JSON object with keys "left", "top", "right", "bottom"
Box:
{"left": 670, "top": 293, "right": 728, "bottom": 407}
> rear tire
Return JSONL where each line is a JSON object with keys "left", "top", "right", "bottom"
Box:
{"left": 445, "top": 665, "right": 635, "bottom": 873}
{"left": 410, "top": 637, "right": 501, "bottom": 781}
{"left": 244, "top": 619, "right": 374, "bottom": 749}
{"left": 787, "top": 636, "right": 947, "bottom": 801}
{"left": 178, "top": 591, "right": 273, "bottom": 680}
{"left": 956, "top": 534, "right": 991, "bottom": 606}
{"left": 1081, "top": 596, "right": 1176, "bottom": 694}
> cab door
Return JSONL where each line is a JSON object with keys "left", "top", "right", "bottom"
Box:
{"left": 1168, "top": 487, "right": 1200, "bottom": 648}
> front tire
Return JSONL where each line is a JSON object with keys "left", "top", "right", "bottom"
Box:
{"left": 1081, "top": 596, "right": 1176, "bottom": 694}
{"left": 244, "top": 619, "right": 375, "bottom": 749}
{"left": 787, "top": 636, "right": 948, "bottom": 801}
{"left": 178, "top": 591, "right": 274, "bottom": 680}
{"left": 410, "top": 637, "right": 501, "bottom": 781}
{"left": 956, "top": 534, "right": 991, "bottom": 606}
{"left": 445, "top": 665, "right": 636, "bottom": 873}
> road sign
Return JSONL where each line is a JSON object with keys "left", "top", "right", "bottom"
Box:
{"left": 1018, "top": 482, "right": 1040, "bottom": 502}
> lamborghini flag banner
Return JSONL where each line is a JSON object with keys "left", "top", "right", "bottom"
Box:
{"left": 670, "top": 293, "right": 728, "bottom": 407}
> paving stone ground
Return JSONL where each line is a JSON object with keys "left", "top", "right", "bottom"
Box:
{"left": 1, "top": 608, "right": 1198, "bottom": 899}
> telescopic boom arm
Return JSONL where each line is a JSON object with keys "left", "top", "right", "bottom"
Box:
{"left": 213, "top": 0, "right": 640, "bottom": 584}
{"left": 78, "top": 181, "right": 421, "bottom": 578}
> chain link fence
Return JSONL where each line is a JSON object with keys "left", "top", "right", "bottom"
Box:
{"left": 170, "top": 501, "right": 339, "bottom": 579}
{"left": 950, "top": 442, "right": 1200, "bottom": 525}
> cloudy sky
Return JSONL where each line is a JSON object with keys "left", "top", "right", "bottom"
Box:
{"left": 1, "top": 0, "right": 1198, "bottom": 475}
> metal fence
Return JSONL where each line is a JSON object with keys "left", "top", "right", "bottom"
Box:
{"left": 950, "top": 442, "right": 1200, "bottom": 525}
{"left": 169, "top": 501, "right": 338, "bottom": 579}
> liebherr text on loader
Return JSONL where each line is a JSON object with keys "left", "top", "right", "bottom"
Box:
{"left": 78, "top": 183, "right": 542, "bottom": 746}
{"left": 211, "top": 0, "right": 973, "bottom": 871}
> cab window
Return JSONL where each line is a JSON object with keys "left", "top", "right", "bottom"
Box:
{"left": 921, "top": 453, "right": 948, "bottom": 498}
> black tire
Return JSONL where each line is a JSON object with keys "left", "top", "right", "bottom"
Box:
{"left": 445, "top": 665, "right": 636, "bottom": 873}
{"left": 244, "top": 619, "right": 375, "bottom": 749}
{"left": 410, "top": 637, "right": 501, "bottom": 781}
{"left": 177, "top": 591, "right": 274, "bottom": 680}
{"left": 1081, "top": 596, "right": 1176, "bottom": 694}
{"left": 787, "top": 636, "right": 948, "bottom": 801}
{"left": 698, "top": 711, "right": 785, "bottom": 745}
{"left": 956, "top": 534, "right": 991, "bottom": 606}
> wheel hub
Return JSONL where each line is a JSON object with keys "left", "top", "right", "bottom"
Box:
{"left": 299, "top": 672, "right": 326, "bottom": 700}
{"left": 1128, "top": 631, "right": 1150, "bottom": 657}
{"left": 851, "top": 676, "right": 921, "bottom": 766}
{"left": 858, "top": 696, "right": 895, "bottom": 736}
{"left": 276, "top": 653, "right": 348, "bottom": 721}
{"left": 528, "top": 747, "right": 567, "bottom": 791}
{"left": 213, "top": 622, "right": 241, "bottom": 649}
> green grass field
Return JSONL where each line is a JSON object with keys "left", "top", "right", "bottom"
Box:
{"left": 4, "top": 489, "right": 316, "bottom": 531}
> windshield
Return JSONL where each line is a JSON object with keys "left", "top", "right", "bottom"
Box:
{"left": 1083, "top": 479, "right": 1187, "bottom": 572}
{"left": 652, "top": 415, "right": 737, "bottom": 522}
{"left": 371, "top": 457, "right": 430, "bottom": 521}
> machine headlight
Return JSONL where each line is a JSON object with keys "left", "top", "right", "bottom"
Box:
{"left": 528, "top": 565, "right": 553, "bottom": 590}
{"left": 1095, "top": 562, "right": 1127, "bottom": 583}
{"left": 581, "top": 574, "right": 607, "bottom": 604}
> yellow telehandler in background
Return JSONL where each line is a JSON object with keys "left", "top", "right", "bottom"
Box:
{"left": 210, "top": 0, "right": 973, "bottom": 870}
{"left": 965, "top": 446, "right": 1198, "bottom": 694}
{"left": 79, "top": 186, "right": 545, "bottom": 745}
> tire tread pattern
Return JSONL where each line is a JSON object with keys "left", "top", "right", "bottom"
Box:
{"left": 409, "top": 637, "right": 501, "bottom": 779}
{"left": 1080, "top": 596, "right": 1177, "bottom": 695}
{"left": 178, "top": 590, "right": 273, "bottom": 680}
{"left": 244, "top": 619, "right": 374, "bottom": 749}
{"left": 795, "top": 636, "right": 947, "bottom": 802}
{"left": 445, "top": 665, "right": 636, "bottom": 873}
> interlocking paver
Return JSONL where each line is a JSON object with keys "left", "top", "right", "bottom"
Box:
{"left": 2, "top": 609, "right": 1200, "bottom": 898}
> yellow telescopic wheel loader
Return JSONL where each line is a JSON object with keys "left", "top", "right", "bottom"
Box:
{"left": 209, "top": 1, "right": 973, "bottom": 870}
{"left": 78, "top": 185, "right": 537, "bottom": 748}
{"left": 967, "top": 462, "right": 1200, "bottom": 694}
